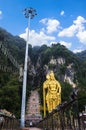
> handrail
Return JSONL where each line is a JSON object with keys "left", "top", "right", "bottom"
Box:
{"left": 36, "top": 99, "right": 86, "bottom": 130}
{"left": 0, "top": 113, "right": 20, "bottom": 130}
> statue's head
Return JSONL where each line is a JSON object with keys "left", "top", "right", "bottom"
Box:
{"left": 49, "top": 71, "right": 55, "bottom": 79}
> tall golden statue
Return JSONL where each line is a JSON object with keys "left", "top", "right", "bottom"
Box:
{"left": 43, "top": 71, "right": 61, "bottom": 117}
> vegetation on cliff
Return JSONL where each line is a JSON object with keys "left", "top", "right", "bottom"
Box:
{"left": 0, "top": 27, "right": 86, "bottom": 118}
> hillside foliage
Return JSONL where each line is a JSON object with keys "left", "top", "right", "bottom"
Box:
{"left": 0, "top": 27, "right": 86, "bottom": 118}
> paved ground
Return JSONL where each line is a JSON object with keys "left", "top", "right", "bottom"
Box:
{"left": 29, "top": 128, "right": 42, "bottom": 130}
{"left": 19, "top": 127, "right": 42, "bottom": 130}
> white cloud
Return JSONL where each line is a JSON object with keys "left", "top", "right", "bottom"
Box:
{"left": 19, "top": 16, "right": 86, "bottom": 49}
{"left": 20, "top": 18, "right": 62, "bottom": 47}
{"left": 73, "top": 44, "right": 84, "bottom": 53}
{"left": 40, "top": 18, "right": 61, "bottom": 34}
{"left": 73, "top": 16, "right": 86, "bottom": 26}
{"left": 58, "top": 16, "right": 86, "bottom": 37}
{"left": 58, "top": 24, "right": 77, "bottom": 37}
{"left": 0, "top": 10, "right": 2, "bottom": 19}
{"left": 76, "top": 30, "right": 86, "bottom": 44}
{"left": 58, "top": 16, "right": 86, "bottom": 45}
{"left": 19, "top": 27, "right": 55, "bottom": 46}
{"left": 49, "top": 40, "right": 72, "bottom": 49}
{"left": 40, "top": 18, "right": 47, "bottom": 24}
{"left": 47, "top": 19, "right": 60, "bottom": 34}
{"left": 73, "top": 48, "right": 83, "bottom": 53}
{"left": 59, "top": 40, "right": 72, "bottom": 48}
{"left": 74, "top": 16, "right": 86, "bottom": 32}
{"left": 60, "top": 10, "right": 65, "bottom": 16}
{"left": 0, "top": 10, "right": 2, "bottom": 15}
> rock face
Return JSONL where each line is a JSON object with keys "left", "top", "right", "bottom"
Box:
{"left": 25, "top": 90, "right": 42, "bottom": 126}
{"left": 64, "top": 63, "right": 76, "bottom": 88}
{"left": 27, "top": 55, "right": 77, "bottom": 89}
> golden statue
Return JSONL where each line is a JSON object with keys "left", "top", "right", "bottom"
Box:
{"left": 43, "top": 71, "right": 61, "bottom": 116}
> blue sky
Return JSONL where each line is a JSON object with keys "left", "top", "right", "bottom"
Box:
{"left": 0, "top": 0, "right": 86, "bottom": 53}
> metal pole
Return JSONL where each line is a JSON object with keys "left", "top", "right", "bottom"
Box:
{"left": 20, "top": 7, "right": 37, "bottom": 128}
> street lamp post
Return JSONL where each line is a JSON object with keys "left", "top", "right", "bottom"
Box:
{"left": 20, "top": 7, "right": 37, "bottom": 128}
